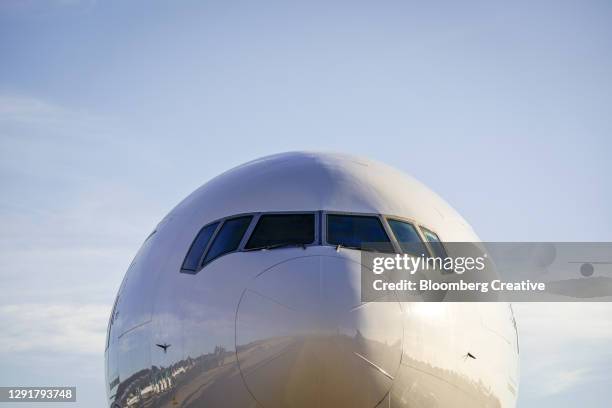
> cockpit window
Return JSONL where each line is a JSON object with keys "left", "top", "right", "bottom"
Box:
{"left": 181, "top": 222, "right": 219, "bottom": 272}
{"left": 326, "top": 214, "right": 393, "bottom": 252}
{"left": 245, "top": 214, "right": 315, "bottom": 250}
{"left": 387, "top": 219, "right": 429, "bottom": 256}
{"left": 203, "top": 216, "right": 252, "bottom": 264}
{"left": 181, "top": 212, "right": 447, "bottom": 273}
{"left": 420, "top": 227, "right": 448, "bottom": 259}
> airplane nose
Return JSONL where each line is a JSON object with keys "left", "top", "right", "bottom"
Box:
{"left": 236, "top": 255, "right": 403, "bottom": 408}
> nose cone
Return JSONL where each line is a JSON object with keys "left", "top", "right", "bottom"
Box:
{"left": 236, "top": 255, "right": 403, "bottom": 408}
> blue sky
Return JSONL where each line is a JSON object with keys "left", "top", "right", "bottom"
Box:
{"left": 0, "top": 1, "right": 611, "bottom": 407}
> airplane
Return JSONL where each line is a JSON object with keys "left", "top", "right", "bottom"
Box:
{"left": 156, "top": 343, "right": 171, "bottom": 353}
{"left": 105, "top": 152, "right": 519, "bottom": 408}
{"left": 567, "top": 261, "right": 612, "bottom": 277}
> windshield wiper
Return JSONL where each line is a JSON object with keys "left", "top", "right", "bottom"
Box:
{"left": 244, "top": 242, "right": 308, "bottom": 252}
{"left": 335, "top": 244, "right": 388, "bottom": 253}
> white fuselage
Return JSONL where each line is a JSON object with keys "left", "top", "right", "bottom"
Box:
{"left": 105, "top": 152, "right": 519, "bottom": 408}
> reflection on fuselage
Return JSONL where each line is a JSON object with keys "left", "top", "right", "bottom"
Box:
{"left": 106, "top": 247, "right": 519, "bottom": 408}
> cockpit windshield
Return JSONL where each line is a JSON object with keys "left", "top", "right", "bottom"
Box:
{"left": 420, "top": 227, "right": 448, "bottom": 259}
{"left": 245, "top": 214, "right": 315, "bottom": 250}
{"left": 387, "top": 219, "right": 429, "bottom": 256}
{"left": 326, "top": 214, "right": 393, "bottom": 252}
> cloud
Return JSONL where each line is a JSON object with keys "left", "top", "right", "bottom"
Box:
{"left": 0, "top": 94, "right": 95, "bottom": 127}
{"left": 0, "top": 94, "right": 171, "bottom": 306}
{"left": 0, "top": 95, "right": 63, "bottom": 119}
{"left": 0, "top": 303, "right": 110, "bottom": 354}
{"left": 515, "top": 303, "right": 612, "bottom": 351}
{"left": 0, "top": 91, "right": 138, "bottom": 346}
{"left": 0, "top": 0, "right": 97, "bottom": 17}
{"left": 0, "top": 166, "right": 161, "bottom": 305}
{"left": 514, "top": 303, "right": 612, "bottom": 397}
{"left": 0, "top": 94, "right": 113, "bottom": 141}
{"left": 539, "top": 368, "right": 591, "bottom": 397}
